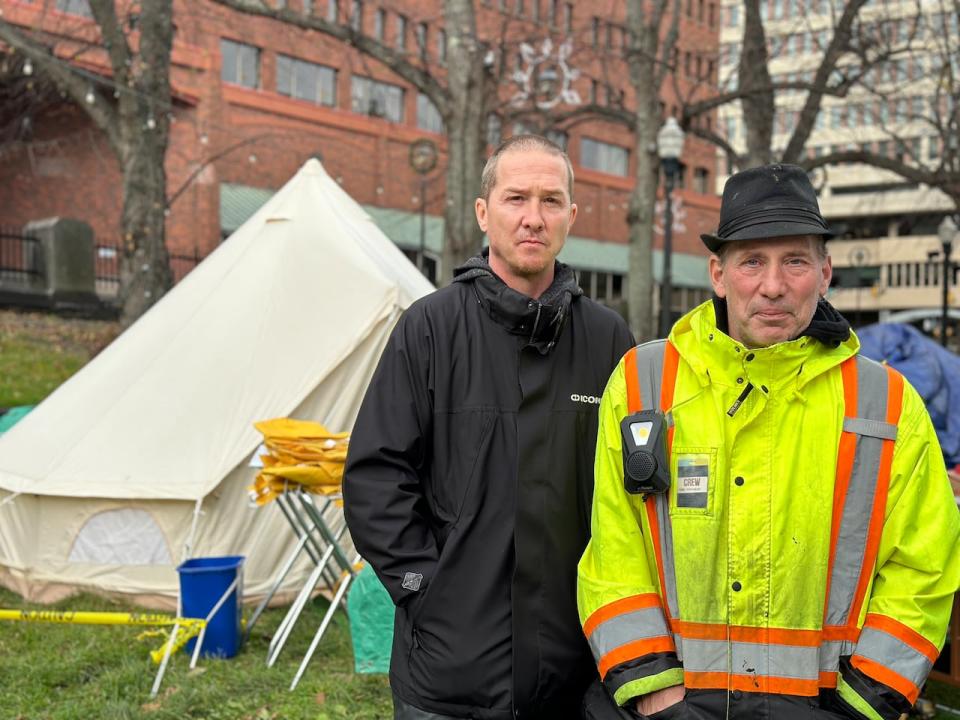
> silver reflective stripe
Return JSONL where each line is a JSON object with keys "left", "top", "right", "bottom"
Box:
{"left": 824, "top": 356, "right": 890, "bottom": 627}
{"left": 819, "top": 639, "right": 856, "bottom": 673}
{"left": 587, "top": 606, "right": 672, "bottom": 662}
{"left": 633, "top": 340, "right": 680, "bottom": 620}
{"left": 855, "top": 626, "right": 933, "bottom": 688}
{"left": 680, "top": 638, "right": 821, "bottom": 681}
{"left": 634, "top": 340, "right": 667, "bottom": 411}
{"left": 842, "top": 417, "right": 898, "bottom": 441}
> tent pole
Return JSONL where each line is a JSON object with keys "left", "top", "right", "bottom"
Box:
{"left": 0, "top": 491, "right": 21, "bottom": 508}
{"left": 181, "top": 499, "right": 204, "bottom": 562}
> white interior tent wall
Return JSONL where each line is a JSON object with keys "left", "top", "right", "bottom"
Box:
{"left": 0, "top": 159, "right": 432, "bottom": 608}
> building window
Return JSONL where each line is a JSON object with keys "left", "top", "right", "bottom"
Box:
{"left": 221, "top": 39, "right": 260, "bottom": 88}
{"left": 532, "top": 0, "right": 540, "bottom": 22}
{"left": 327, "top": 0, "right": 338, "bottom": 22}
{"left": 351, "top": 76, "right": 405, "bottom": 122}
{"left": 549, "top": 0, "right": 559, "bottom": 25}
{"left": 693, "top": 167, "right": 710, "bottom": 194}
{"left": 437, "top": 29, "right": 447, "bottom": 63}
{"left": 581, "top": 137, "right": 629, "bottom": 176}
{"left": 417, "top": 93, "right": 444, "bottom": 133}
{"left": 350, "top": 0, "right": 363, "bottom": 30}
{"left": 416, "top": 22, "right": 428, "bottom": 57}
{"left": 374, "top": 8, "right": 386, "bottom": 40}
{"left": 396, "top": 14, "right": 408, "bottom": 50}
{"left": 56, "top": 0, "right": 92, "bottom": 16}
{"left": 487, "top": 114, "right": 503, "bottom": 146}
{"left": 304, "top": 0, "right": 314, "bottom": 14}
{"left": 516, "top": 0, "right": 525, "bottom": 15}
{"left": 277, "top": 55, "right": 336, "bottom": 106}
{"left": 564, "top": 2, "right": 573, "bottom": 32}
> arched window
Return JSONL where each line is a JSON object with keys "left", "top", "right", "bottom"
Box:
{"left": 69, "top": 508, "right": 172, "bottom": 565}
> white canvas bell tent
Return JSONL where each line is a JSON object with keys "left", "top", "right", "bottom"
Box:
{"left": 0, "top": 158, "right": 433, "bottom": 608}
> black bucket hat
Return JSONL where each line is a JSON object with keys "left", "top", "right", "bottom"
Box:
{"left": 701, "top": 163, "right": 834, "bottom": 253}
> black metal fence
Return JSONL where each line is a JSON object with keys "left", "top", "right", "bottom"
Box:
{"left": 94, "top": 245, "right": 204, "bottom": 297}
{"left": 0, "top": 226, "right": 41, "bottom": 285}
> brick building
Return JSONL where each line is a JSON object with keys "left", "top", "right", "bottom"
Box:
{"left": 0, "top": 0, "right": 720, "bottom": 315}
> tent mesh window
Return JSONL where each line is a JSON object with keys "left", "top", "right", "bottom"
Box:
{"left": 68, "top": 508, "right": 173, "bottom": 565}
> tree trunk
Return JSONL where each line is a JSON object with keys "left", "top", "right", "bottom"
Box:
{"left": 738, "top": 0, "right": 774, "bottom": 168}
{"left": 440, "top": 0, "right": 487, "bottom": 284}
{"left": 117, "top": 143, "right": 173, "bottom": 325}
{"left": 625, "top": 5, "right": 664, "bottom": 342}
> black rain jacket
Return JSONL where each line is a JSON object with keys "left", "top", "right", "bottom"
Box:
{"left": 344, "top": 254, "right": 634, "bottom": 720}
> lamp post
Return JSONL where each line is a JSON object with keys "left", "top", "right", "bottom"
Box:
{"left": 409, "top": 139, "right": 438, "bottom": 278}
{"left": 657, "top": 117, "right": 685, "bottom": 338}
{"left": 937, "top": 215, "right": 957, "bottom": 347}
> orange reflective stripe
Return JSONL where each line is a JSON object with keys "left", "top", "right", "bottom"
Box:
{"left": 823, "top": 357, "right": 858, "bottom": 628}
{"left": 671, "top": 620, "right": 823, "bottom": 646}
{"left": 864, "top": 613, "right": 939, "bottom": 663}
{"left": 662, "top": 341, "right": 679, "bottom": 456}
{"left": 583, "top": 593, "right": 664, "bottom": 639}
{"left": 848, "top": 367, "right": 904, "bottom": 628}
{"left": 822, "top": 624, "right": 860, "bottom": 642}
{"left": 819, "top": 671, "right": 839, "bottom": 688}
{"left": 598, "top": 635, "right": 676, "bottom": 679}
{"left": 851, "top": 655, "right": 921, "bottom": 704}
{"left": 624, "top": 347, "right": 641, "bottom": 413}
{"left": 661, "top": 341, "right": 679, "bottom": 411}
{"left": 684, "top": 671, "right": 820, "bottom": 696}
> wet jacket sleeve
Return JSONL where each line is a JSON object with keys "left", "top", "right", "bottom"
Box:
{"left": 578, "top": 357, "right": 684, "bottom": 707}
{"left": 342, "top": 309, "right": 438, "bottom": 606}
{"left": 837, "top": 381, "right": 960, "bottom": 720}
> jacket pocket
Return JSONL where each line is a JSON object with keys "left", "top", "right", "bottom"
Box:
{"left": 670, "top": 447, "right": 717, "bottom": 517}
{"left": 428, "top": 408, "right": 497, "bottom": 521}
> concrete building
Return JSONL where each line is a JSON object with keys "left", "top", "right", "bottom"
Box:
{"left": 0, "top": 0, "right": 722, "bottom": 318}
{"left": 716, "top": 0, "right": 957, "bottom": 334}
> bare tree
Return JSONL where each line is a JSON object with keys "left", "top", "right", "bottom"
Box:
{"left": 623, "top": 0, "right": 683, "bottom": 342}
{"left": 0, "top": 1, "right": 175, "bottom": 325}
{"left": 681, "top": 0, "right": 959, "bottom": 212}
{"left": 210, "top": 0, "right": 496, "bottom": 284}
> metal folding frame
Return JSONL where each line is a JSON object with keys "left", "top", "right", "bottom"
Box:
{"left": 261, "top": 487, "right": 357, "bottom": 685}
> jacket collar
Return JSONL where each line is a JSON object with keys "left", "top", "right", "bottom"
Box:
{"left": 670, "top": 300, "right": 859, "bottom": 395}
{"left": 453, "top": 250, "right": 582, "bottom": 355}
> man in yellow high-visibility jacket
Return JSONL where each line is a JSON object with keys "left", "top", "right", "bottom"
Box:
{"left": 578, "top": 164, "right": 960, "bottom": 720}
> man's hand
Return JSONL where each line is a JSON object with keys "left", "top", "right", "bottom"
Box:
{"left": 635, "top": 685, "right": 684, "bottom": 717}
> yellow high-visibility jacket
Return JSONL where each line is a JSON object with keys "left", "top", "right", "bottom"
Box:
{"left": 578, "top": 300, "right": 960, "bottom": 719}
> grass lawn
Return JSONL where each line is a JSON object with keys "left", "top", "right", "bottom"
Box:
{"left": 0, "top": 309, "right": 119, "bottom": 408}
{"left": 0, "top": 586, "right": 392, "bottom": 719}
{"left": 2, "top": 313, "right": 960, "bottom": 719}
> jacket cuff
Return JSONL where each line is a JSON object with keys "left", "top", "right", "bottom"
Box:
{"left": 607, "top": 653, "right": 684, "bottom": 706}
{"left": 835, "top": 657, "right": 911, "bottom": 720}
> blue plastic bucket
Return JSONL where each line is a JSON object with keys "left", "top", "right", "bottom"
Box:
{"left": 177, "top": 555, "right": 245, "bottom": 658}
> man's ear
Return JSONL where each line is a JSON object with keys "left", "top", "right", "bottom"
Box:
{"left": 475, "top": 198, "right": 488, "bottom": 232}
{"left": 709, "top": 254, "right": 726, "bottom": 299}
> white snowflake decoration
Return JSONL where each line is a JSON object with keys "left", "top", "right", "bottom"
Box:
{"left": 510, "top": 39, "right": 581, "bottom": 110}
{"left": 653, "top": 195, "right": 687, "bottom": 236}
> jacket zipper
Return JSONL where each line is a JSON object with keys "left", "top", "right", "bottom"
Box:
{"left": 726, "top": 383, "right": 754, "bottom": 416}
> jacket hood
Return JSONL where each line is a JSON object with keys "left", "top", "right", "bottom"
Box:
{"left": 670, "top": 300, "right": 859, "bottom": 396}
{"left": 453, "top": 250, "right": 582, "bottom": 355}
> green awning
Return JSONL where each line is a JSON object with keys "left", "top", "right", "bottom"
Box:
{"left": 218, "top": 183, "right": 710, "bottom": 288}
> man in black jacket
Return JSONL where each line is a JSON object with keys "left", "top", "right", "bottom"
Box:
{"left": 343, "top": 135, "right": 634, "bottom": 720}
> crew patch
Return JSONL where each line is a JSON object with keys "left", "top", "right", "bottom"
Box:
{"left": 676, "top": 454, "right": 710, "bottom": 509}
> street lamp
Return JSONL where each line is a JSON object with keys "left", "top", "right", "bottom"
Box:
{"left": 657, "top": 117, "right": 685, "bottom": 338}
{"left": 409, "top": 138, "right": 438, "bottom": 278}
{"left": 937, "top": 214, "right": 957, "bottom": 347}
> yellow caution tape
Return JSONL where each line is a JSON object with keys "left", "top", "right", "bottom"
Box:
{"left": 0, "top": 609, "right": 206, "bottom": 627}
{"left": 0, "top": 609, "right": 208, "bottom": 665}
